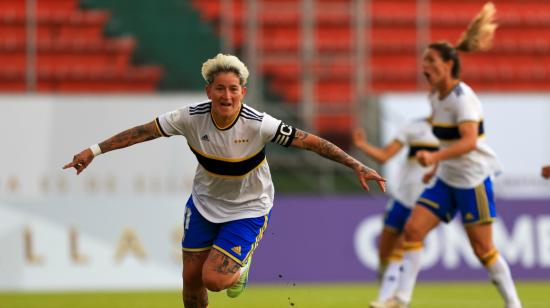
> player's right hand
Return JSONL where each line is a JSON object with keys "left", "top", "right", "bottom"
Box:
{"left": 63, "top": 149, "right": 95, "bottom": 175}
{"left": 422, "top": 171, "right": 435, "bottom": 184}
{"left": 352, "top": 128, "right": 367, "bottom": 146}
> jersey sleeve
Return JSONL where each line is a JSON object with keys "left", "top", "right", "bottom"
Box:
{"left": 156, "top": 107, "right": 189, "bottom": 137}
{"left": 261, "top": 113, "right": 296, "bottom": 147}
{"left": 393, "top": 123, "right": 411, "bottom": 145}
{"left": 455, "top": 95, "right": 481, "bottom": 123}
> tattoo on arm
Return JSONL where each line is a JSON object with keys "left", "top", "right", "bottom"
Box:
{"left": 98, "top": 121, "right": 161, "bottom": 154}
{"left": 293, "top": 129, "right": 361, "bottom": 170}
{"left": 316, "top": 138, "right": 362, "bottom": 170}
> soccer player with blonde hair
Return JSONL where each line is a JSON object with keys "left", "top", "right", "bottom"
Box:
{"left": 385, "top": 3, "right": 522, "bottom": 308}
{"left": 64, "top": 53, "right": 386, "bottom": 308}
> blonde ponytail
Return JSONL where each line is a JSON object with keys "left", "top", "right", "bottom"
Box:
{"left": 455, "top": 2, "right": 498, "bottom": 52}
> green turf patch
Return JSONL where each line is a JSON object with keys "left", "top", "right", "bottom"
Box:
{"left": 0, "top": 281, "right": 547, "bottom": 308}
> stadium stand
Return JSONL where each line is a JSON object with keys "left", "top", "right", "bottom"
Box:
{"left": 190, "top": 0, "right": 550, "bottom": 134}
{"left": 0, "top": 0, "right": 162, "bottom": 92}
{"left": 191, "top": 0, "right": 550, "bottom": 99}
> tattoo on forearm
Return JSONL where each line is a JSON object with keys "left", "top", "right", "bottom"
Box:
{"left": 295, "top": 129, "right": 309, "bottom": 141}
{"left": 99, "top": 122, "right": 159, "bottom": 153}
{"left": 316, "top": 138, "right": 361, "bottom": 170}
{"left": 293, "top": 129, "right": 367, "bottom": 172}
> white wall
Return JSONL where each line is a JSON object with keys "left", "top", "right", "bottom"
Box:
{"left": 0, "top": 94, "right": 207, "bottom": 290}
{"left": 0, "top": 94, "right": 204, "bottom": 200}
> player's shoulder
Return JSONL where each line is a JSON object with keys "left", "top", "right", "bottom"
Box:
{"left": 188, "top": 100, "right": 212, "bottom": 116}
{"left": 241, "top": 104, "right": 265, "bottom": 122}
{"left": 450, "top": 82, "right": 478, "bottom": 104}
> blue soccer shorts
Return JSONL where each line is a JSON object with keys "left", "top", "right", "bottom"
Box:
{"left": 383, "top": 199, "right": 412, "bottom": 233}
{"left": 181, "top": 196, "right": 270, "bottom": 266}
{"left": 417, "top": 177, "right": 496, "bottom": 225}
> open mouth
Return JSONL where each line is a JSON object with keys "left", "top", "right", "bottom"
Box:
{"left": 423, "top": 72, "right": 431, "bottom": 81}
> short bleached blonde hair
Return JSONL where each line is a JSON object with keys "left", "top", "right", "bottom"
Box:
{"left": 201, "top": 53, "right": 250, "bottom": 85}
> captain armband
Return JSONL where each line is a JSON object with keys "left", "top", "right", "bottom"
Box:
{"left": 271, "top": 122, "right": 296, "bottom": 147}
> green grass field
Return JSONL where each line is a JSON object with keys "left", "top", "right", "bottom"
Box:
{"left": 0, "top": 281, "right": 548, "bottom": 308}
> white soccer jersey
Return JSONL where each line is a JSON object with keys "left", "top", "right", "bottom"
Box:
{"left": 156, "top": 101, "right": 296, "bottom": 223}
{"left": 391, "top": 119, "right": 439, "bottom": 208}
{"left": 429, "top": 82, "right": 501, "bottom": 188}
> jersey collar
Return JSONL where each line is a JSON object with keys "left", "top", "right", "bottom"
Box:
{"left": 210, "top": 103, "right": 242, "bottom": 131}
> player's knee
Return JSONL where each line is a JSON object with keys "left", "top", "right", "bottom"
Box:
{"left": 202, "top": 274, "right": 231, "bottom": 292}
{"left": 402, "top": 221, "right": 424, "bottom": 242}
{"left": 472, "top": 244, "right": 495, "bottom": 260}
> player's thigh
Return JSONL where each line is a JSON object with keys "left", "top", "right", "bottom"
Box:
{"left": 182, "top": 250, "right": 210, "bottom": 285}
{"left": 465, "top": 222, "right": 494, "bottom": 258}
{"left": 454, "top": 177, "right": 497, "bottom": 225}
{"left": 203, "top": 212, "right": 270, "bottom": 288}
{"left": 416, "top": 178, "right": 457, "bottom": 224}
{"left": 379, "top": 227, "right": 402, "bottom": 259}
{"left": 403, "top": 205, "right": 440, "bottom": 241}
{"left": 379, "top": 200, "right": 411, "bottom": 258}
{"left": 181, "top": 196, "right": 219, "bottom": 283}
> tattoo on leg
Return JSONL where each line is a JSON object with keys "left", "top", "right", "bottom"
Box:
{"left": 209, "top": 250, "right": 241, "bottom": 275}
{"left": 184, "top": 251, "right": 209, "bottom": 263}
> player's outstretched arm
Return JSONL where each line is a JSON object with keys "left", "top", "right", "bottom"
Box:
{"left": 63, "top": 120, "right": 161, "bottom": 175}
{"left": 290, "top": 129, "right": 386, "bottom": 192}
{"left": 351, "top": 128, "right": 402, "bottom": 164}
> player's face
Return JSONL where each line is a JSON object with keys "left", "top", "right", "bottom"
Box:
{"left": 422, "top": 48, "right": 452, "bottom": 86}
{"left": 206, "top": 72, "right": 247, "bottom": 119}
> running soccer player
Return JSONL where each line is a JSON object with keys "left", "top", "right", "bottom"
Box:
{"left": 64, "top": 53, "right": 386, "bottom": 308}
{"left": 352, "top": 120, "right": 438, "bottom": 307}
{"left": 386, "top": 3, "right": 522, "bottom": 308}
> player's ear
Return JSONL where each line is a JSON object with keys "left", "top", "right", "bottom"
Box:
{"left": 241, "top": 86, "right": 247, "bottom": 96}
{"left": 205, "top": 84, "right": 212, "bottom": 99}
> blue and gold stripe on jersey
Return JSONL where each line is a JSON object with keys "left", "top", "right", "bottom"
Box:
{"left": 407, "top": 143, "right": 439, "bottom": 158}
{"left": 188, "top": 144, "right": 266, "bottom": 177}
{"left": 432, "top": 120, "right": 484, "bottom": 141}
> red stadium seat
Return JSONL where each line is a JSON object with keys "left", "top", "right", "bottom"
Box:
{"left": 0, "top": 0, "right": 163, "bottom": 93}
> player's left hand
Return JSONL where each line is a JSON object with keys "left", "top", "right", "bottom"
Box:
{"left": 355, "top": 165, "right": 386, "bottom": 192}
{"left": 416, "top": 150, "right": 438, "bottom": 167}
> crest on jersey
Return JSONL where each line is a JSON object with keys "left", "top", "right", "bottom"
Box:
{"left": 201, "top": 134, "right": 209, "bottom": 141}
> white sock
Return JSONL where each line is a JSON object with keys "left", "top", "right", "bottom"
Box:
{"left": 487, "top": 254, "right": 522, "bottom": 308}
{"left": 394, "top": 242, "right": 424, "bottom": 304}
{"left": 377, "top": 261, "right": 402, "bottom": 301}
{"left": 240, "top": 259, "right": 251, "bottom": 274}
